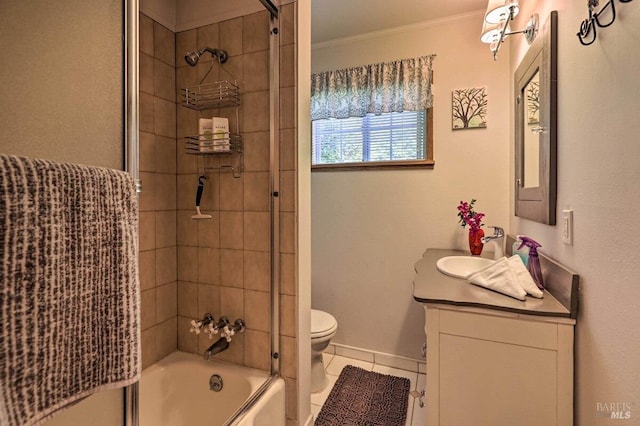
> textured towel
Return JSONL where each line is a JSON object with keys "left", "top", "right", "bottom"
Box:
{"left": 466, "top": 257, "right": 527, "bottom": 300}
{"left": 507, "top": 255, "right": 544, "bottom": 298}
{"left": 0, "top": 155, "right": 140, "bottom": 426}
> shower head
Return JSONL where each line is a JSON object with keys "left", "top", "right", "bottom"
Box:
{"left": 184, "top": 47, "right": 229, "bottom": 67}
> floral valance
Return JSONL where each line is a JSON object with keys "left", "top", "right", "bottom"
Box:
{"left": 310, "top": 55, "right": 434, "bottom": 121}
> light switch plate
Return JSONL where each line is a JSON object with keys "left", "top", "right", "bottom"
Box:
{"left": 562, "top": 209, "right": 573, "bottom": 245}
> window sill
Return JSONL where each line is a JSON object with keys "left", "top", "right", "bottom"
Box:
{"left": 311, "top": 160, "right": 434, "bottom": 172}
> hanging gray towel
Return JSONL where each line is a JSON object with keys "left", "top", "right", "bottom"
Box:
{"left": 0, "top": 155, "right": 141, "bottom": 426}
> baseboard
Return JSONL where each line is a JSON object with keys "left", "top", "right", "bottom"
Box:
{"left": 324, "top": 342, "right": 426, "bottom": 373}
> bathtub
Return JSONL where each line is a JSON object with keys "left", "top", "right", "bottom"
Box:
{"left": 139, "top": 351, "right": 285, "bottom": 426}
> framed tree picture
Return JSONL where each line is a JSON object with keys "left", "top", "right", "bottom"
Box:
{"left": 452, "top": 87, "right": 487, "bottom": 130}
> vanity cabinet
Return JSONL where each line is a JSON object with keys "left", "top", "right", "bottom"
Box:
{"left": 413, "top": 248, "right": 579, "bottom": 426}
{"left": 424, "top": 305, "right": 575, "bottom": 426}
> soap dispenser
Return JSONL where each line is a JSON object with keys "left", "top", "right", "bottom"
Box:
{"left": 518, "top": 236, "right": 544, "bottom": 290}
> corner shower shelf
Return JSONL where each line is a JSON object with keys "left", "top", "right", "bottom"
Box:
{"left": 181, "top": 80, "right": 240, "bottom": 110}
{"left": 184, "top": 134, "right": 243, "bottom": 155}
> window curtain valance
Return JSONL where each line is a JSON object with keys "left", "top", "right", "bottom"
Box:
{"left": 311, "top": 55, "right": 434, "bottom": 121}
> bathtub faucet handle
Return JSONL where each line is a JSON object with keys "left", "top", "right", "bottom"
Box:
{"left": 190, "top": 313, "right": 215, "bottom": 334}
{"left": 222, "top": 319, "right": 246, "bottom": 342}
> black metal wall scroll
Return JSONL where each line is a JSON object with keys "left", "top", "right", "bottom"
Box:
{"left": 577, "top": 0, "right": 633, "bottom": 45}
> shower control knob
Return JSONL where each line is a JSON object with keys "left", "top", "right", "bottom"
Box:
{"left": 189, "top": 320, "right": 202, "bottom": 334}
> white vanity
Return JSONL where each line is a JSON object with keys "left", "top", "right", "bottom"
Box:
{"left": 414, "top": 248, "right": 578, "bottom": 426}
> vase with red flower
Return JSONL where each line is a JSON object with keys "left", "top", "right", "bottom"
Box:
{"left": 457, "top": 199, "right": 486, "bottom": 256}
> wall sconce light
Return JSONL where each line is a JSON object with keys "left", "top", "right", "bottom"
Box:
{"left": 480, "top": 0, "right": 539, "bottom": 60}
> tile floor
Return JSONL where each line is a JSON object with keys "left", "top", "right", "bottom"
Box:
{"left": 311, "top": 352, "right": 426, "bottom": 426}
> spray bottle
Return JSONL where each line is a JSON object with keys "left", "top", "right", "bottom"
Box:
{"left": 518, "top": 236, "right": 544, "bottom": 290}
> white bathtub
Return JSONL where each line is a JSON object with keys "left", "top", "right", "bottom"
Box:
{"left": 139, "top": 351, "right": 285, "bottom": 426}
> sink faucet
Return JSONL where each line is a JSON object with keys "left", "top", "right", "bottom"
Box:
{"left": 481, "top": 226, "right": 505, "bottom": 259}
{"left": 204, "top": 337, "right": 230, "bottom": 360}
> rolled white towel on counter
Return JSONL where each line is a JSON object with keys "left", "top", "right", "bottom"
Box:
{"left": 507, "top": 255, "right": 544, "bottom": 298}
{"left": 466, "top": 257, "right": 527, "bottom": 301}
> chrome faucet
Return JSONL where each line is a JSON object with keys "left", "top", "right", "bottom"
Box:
{"left": 481, "top": 226, "right": 505, "bottom": 259}
{"left": 204, "top": 337, "right": 230, "bottom": 360}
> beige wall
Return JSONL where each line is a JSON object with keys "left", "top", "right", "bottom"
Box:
{"left": 311, "top": 12, "right": 511, "bottom": 359}
{"left": 138, "top": 13, "right": 179, "bottom": 369}
{"left": 509, "top": 1, "right": 640, "bottom": 424}
{"left": 0, "top": 1, "right": 125, "bottom": 424}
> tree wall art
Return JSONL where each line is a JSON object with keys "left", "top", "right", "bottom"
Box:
{"left": 452, "top": 87, "right": 487, "bottom": 130}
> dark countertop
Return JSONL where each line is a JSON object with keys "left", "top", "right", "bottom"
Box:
{"left": 413, "top": 249, "right": 572, "bottom": 318}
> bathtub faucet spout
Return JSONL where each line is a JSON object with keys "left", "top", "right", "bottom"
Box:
{"left": 204, "top": 337, "right": 230, "bottom": 360}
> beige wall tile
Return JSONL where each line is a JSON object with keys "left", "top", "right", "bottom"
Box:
{"left": 280, "top": 212, "right": 295, "bottom": 254}
{"left": 198, "top": 212, "right": 220, "bottom": 248}
{"left": 220, "top": 286, "right": 244, "bottom": 320}
{"left": 155, "top": 173, "right": 176, "bottom": 211}
{"left": 197, "top": 23, "right": 219, "bottom": 50}
{"left": 279, "top": 43, "right": 295, "bottom": 88}
{"left": 156, "top": 281, "right": 177, "bottom": 322}
{"left": 280, "top": 294, "right": 296, "bottom": 337}
{"left": 156, "top": 246, "right": 177, "bottom": 285}
{"left": 220, "top": 17, "right": 243, "bottom": 57}
{"left": 154, "top": 21, "right": 175, "bottom": 67}
{"left": 178, "top": 245, "right": 198, "bottom": 282}
{"left": 196, "top": 60, "right": 220, "bottom": 84}
{"left": 215, "top": 332, "right": 244, "bottom": 365}
{"left": 220, "top": 249, "right": 243, "bottom": 288}
{"left": 178, "top": 281, "right": 199, "bottom": 318}
{"left": 243, "top": 131, "right": 270, "bottom": 172}
{"left": 219, "top": 172, "right": 244, "bottom": 211}
{"left": 280, "top": 335, "right": 297, "bottom": 379}
{"left": 198, "top": 284, "right": 221, "bottom": 318}
{"left": 279, "top": 128, "right": 296, "bottom": 171}
{"left": 280, "top": 253, "right": 296, "bottom": 296}
{"left": 139, "top": 250, "right": 156, "bottom": 291}
{"left": 156, "top": 318, "right": 177, "bottom": 359}
{"left": 176, "top": 95, "right": 198, "bottom": 139}
{"left": 242, "top": 12, "right": 269, "bottom": 53}
{"left": 243, "top": 50, "right": 269, "bottom": 93}
{"left": 198, "top": 247, "right": 221, "bottom": 284}
{"left": 244, "top": 290, "right": 270, "bottom": 332}
{"left": 244, "top": 211, "right": 270, "bottom": 252}
{"left": 155, "top": 135, "right": 176, "bottom": 175}
{"left": 279, "top": 86, "right": 295, "bottom": 130}
{"left": 140, "top": 52, "right": 154, "bottom": 95}
{"left": 154, "top": 58, "right": 175, "bottom": 102}
{"left": 177, "top": 315, "right": 198, "bottom": 353}
{"left": 244, "top": 250, "right": 270, "bottom": 292}
{"left": 279, "top": 171, "right": 295, "bottom": 212}
{"left": 139, "top": 131, "right": 156, "bottom": 172}
{"left": 155, "top": 210, "right": 176, "bottom": 249}
{"left": 177, "top": 210, "right": 199, "bottom": 246}
{"left": 154, "top": 97, "right": 176, "bottom": 138}
{"left": 243, "top": 172, "right": 269, "bottom": 212}
{"left": 138, "top": 211, "right": 155, "bottom": 252}
{"left": 242, "top": 91, "right": 269, "bottom": 132}
{"left": 202, "top": 172, "right": 220, "bottom": 211}
{"left": 177, "top": 173, "right": 197, "bottom": 210}
{"left": 220, "top": 211, "right": 244, "bottom": 249}
{"left": 139, "top": 13, "right": 154, "bottom": 57}
{"left": 279, "top": 3, "right": 295, "bottom": 47}
{"left": 139, "top": 172, "right": 157, "bottom": 212}
{"left": 175, "top": 29, "right": 197, "bottom": 67}
{"left": 139, "top": 93, "right": 154, "bottom": 134}
{"left": 219, "top": 55, "right": 243, "bottom": 89}
{"left": 176, "top": 141, "right": 199, "bottom": 175}
{"left": 244, "top": 329, "right": 270, "bottom": 371}
{"left": 141, "top": 288, "right": 156, "bottom": 331}
{"left": 141, "top": 327, "right": 158, "bottom": 370}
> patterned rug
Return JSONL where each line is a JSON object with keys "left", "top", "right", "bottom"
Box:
{"left": 315, "top": 365, "right": 411, "bottom": 426}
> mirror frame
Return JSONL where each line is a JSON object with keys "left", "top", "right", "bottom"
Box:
{"left": 514, "top": 10, "right": 557, "bottom": 225}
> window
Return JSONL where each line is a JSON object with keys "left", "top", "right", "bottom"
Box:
{"left": 311, "top": 109, "right": 433, "bottom": 170}
{"left": 310, "top": 55, "right": 435, "bottom": 170}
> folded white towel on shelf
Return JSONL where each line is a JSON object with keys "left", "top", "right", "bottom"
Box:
{"left": 507, "top": 255, "right": 544, "bottom": 298}
{"left": 466, "top": 257, "right": 527, "bottom": 301}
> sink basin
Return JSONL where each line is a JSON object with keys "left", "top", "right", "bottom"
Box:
{"left": 436, "top": 256, "right": 494, "bottom": 279}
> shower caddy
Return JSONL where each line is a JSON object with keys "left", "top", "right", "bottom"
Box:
{"left": 181, "top": 80, "right": 243, "bottom": 178}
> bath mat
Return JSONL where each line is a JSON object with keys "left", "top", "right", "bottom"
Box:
{"left": 315, "top": 365, "right": 411, "bottom": 426}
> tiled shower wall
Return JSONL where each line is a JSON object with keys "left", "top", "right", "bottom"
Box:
{"left": 138, "top": 14, "right": 178, "bottom": 369}
{"left": 138, "top": 4, "right": 298, "bottom": 424}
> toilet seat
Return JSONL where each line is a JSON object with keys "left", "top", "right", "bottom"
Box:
{"left": 311, "top": 309, "right": 337, "bottom": 339}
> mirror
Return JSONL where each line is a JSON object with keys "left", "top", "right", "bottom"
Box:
{"left": 514, "top": 10, "right": 557, "bottom": 225}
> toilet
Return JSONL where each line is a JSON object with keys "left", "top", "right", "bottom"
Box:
{"left": 310, "top": 309, "right": 338, "bottom": 393}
